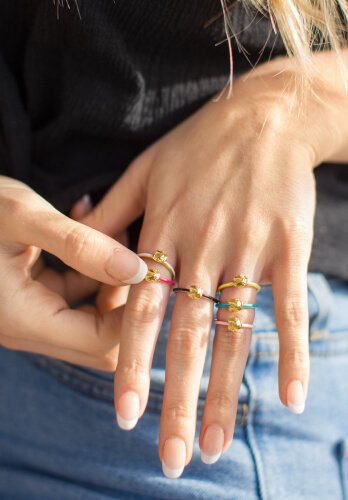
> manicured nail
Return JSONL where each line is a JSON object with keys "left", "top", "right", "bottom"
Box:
{"left": 122, "top": 257, "right": 148, "bottom": 285}
{"left": 81, "top": 194, "right": 92, "bottom": 212}
{"left": 287, "top": 379, "right": 305, "bottom": 414}
{"left": 201, "top": 424, "right": 224, "bottom": 465}
{"left": 162, "top": 437, "right": 186, "bottom": 479}
{"left": 116, "top": 391, "right": 140, "bottom": 430}
{"left": 106, "top": 251, "right": 148, "bottom": 285}
{"left": 71, "top": 193, "right": 92, "bottom": 219}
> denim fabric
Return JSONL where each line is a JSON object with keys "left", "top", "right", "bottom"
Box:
{"left": 0, "top": 272, "right": 347, "bottom": 499}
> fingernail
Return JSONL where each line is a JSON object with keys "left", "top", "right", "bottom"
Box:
{"left": 116, "top": 391, "right": 140, "bottom": 430}
{"left": 162, "top": 437, "right": 186, "bottom": 479}
{"left": 106, "top": 251, "right": 148, "bottom": 285}
{"left": 123, "top": 257, "right": 148, "bottom": 284}
{"left": 201, "top": 424, "right": 224, "bottom": 465}
{"left": 81, "top": 193, "right": 92, "bottom": 212}
{"left": 287, "top": 379, "right": 305, "bottom": 414}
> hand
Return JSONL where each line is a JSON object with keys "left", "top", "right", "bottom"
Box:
{"left": 82, "top": 65, "right": 319, "bottom": 476}
{"left": 0, "top": 176, "right": 148, "bottom": 370}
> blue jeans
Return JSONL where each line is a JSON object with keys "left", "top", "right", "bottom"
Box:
{"left": 0, "top": 272, "right": 347, "bottom": 499}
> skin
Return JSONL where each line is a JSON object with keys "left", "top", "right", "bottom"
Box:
{"left": 0, "top": 179, "right": 147, "bottom": 369}
{"left": 1, "top": 48, "right": 347, "bottom": 477}
{"left": 79, "top": 50, "right": 348, "bottom": 476}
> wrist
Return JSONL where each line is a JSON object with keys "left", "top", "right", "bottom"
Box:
{"left": 229, "top": 59, "right": 348, "bottom": 167}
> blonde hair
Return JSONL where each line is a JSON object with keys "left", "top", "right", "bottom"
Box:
{"left": 219, "top": 0, "right": 348, "bottom": 99}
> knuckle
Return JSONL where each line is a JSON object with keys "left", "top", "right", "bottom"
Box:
{"left": 127, "top": 295, "right": 161, "bottom": 324}
{"left": 283, "top": 346, "right": 309, "bottom": 370}
{"left": 168, "top": 322, "right": 209, "bottom": 360}
{"left": 215, "top": 329, "right": 250, "bottom": 356}
{"left": 118, "top": 357, "right": 149, "bottom": 384}
{"left": 279, "top": 300, "right": 307, "bottom": 326}
{"left": 280, "top": 217, "right": 311, "bottom": 247}
{"left": 206, "top": 390, "right": 235, "bottom": 413}
{"left": 64, "top": 225, "right": 90, "bottom": 262}
{"left": 162, "top": 400, "right": 192, "bottom": 423}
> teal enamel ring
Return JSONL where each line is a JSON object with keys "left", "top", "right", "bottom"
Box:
{"left": 215, "top": 298, "right": 258, "bottom": 312}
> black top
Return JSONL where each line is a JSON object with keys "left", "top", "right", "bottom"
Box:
{"left": 0, "top": 0, "right": 347, "bottom": 278}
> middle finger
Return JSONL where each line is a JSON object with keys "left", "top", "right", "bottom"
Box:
{"left": 159, "top": 262, "right": 220, "bottom": 478}
{"left": 199, "top": 270, "right": 260, "bottom": 464}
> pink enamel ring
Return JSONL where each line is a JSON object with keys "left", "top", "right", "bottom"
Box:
{"left": 145, "top": 268, "right": 175, "bottom": 286}
{"left": 215, "top": 318, "right": 254, "bottom": 332}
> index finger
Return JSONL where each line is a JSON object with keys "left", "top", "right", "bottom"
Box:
{"left": 113, "top": 239, "right": 177, "bottom": 430}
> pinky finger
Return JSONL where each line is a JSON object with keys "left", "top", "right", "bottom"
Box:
{"left": 273, "top": 259, "right": 310, "bottom": 415}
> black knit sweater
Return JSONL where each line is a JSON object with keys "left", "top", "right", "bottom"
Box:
{"left": 0, "top": 0, "right": 347, "bottom": 278}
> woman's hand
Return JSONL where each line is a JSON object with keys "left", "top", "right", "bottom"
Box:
{"left": 0, "top": 176, "right": 147, "bottom": 370}
{"left": 81, "top": 60, "right": 336, "bottom": 476}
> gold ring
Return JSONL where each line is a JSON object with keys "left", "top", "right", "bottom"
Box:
{"left": 137, "top": 250, "right": 175, "bottom": 280}
{"left": 217, "top": 274, "right": 261, "bottom": 293}
{"left": 215, "top": 317, "right": 254, "bottom": 332}
{"left": 173, "top": 286, "right": 219, "bottom": 304}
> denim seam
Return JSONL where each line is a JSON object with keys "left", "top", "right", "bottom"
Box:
{"left": 29, "top": 356, "right": 116, "bottom": 390}
{"left": 307, "top": 273, "right": 332, "bottom": 335}
{"left": 243, "top": 343, "right": 269, "bottom": 500}
{"left": 337, "top": 438, "right": 348, "bottom": 500}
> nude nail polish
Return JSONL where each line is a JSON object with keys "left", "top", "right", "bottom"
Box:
{"left": 116, "top": 391, "right": 140, "bottom": 430}
{"left": 201, "top": 424, "right": 224, "bottom": 464}
{"left": 162, "top": 437, "right": 186, "bottom": 479}
{"left": 287, "top": 379, "right": 305, "bottom": 414}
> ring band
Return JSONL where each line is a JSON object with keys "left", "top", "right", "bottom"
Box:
{"left": 173, "top": 286, "right": 219, "bottom": 304}
{"left": 145, "top": 268, "right": 175, "bottom": 286}
{"left": 215, "top": 318, "right": 254, "bottom": 332}
{"left": 138, "top": 250, "right": 175, "bottom": 280}
{"left": 215, "top": 298, "right": 257, "bottom": 312}
{"left": 217, "top": 274, "right": 261, "bottom": 293}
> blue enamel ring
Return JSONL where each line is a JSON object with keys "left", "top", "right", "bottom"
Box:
{"left": 215, "top": 298, "right": 258, "bottom": 312}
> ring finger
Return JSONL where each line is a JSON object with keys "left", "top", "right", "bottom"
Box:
{"left": 199, "top": 267, "right": 261, "bottom": 464}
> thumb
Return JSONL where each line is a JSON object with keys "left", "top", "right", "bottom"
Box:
{"left": 1, "top": 180, "right": 148, "bottom": 286}
{"left": 80, "top": 148, "right": 151, "bottom": 236}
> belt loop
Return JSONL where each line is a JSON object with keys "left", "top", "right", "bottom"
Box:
{"left": 307, "top": 273, "right": 332, "bottom": 340}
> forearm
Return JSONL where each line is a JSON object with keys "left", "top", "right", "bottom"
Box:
{"left": 233, "top": 48, "right": 348, "bottom": 165}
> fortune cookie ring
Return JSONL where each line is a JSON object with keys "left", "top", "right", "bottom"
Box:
{"left": 217, "top": 275, "right": 261, "bottom": 293}
{"left": 215, "top": 317, "right": 254, "bottom": 332}
{"left": 215, "top": 298, "right": 257, "bottom": 312}
{"left": 138, "top": 250, "right": 175, "bottom": 280}
{"left": 173, "top": 285, "right": 219, "bottom": 304}
{"left": 145, "top": 268, "right": 175, "bottom": 286}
